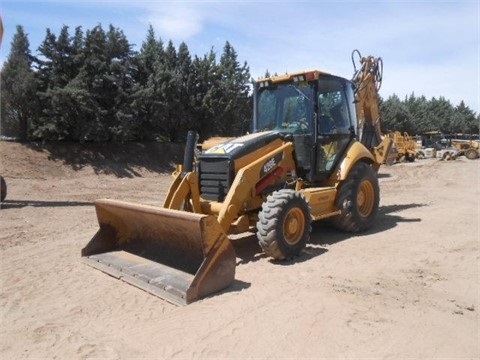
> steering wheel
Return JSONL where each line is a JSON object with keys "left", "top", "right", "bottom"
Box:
{"left": 286, "top": 118, "right": 309, "bottom": 134}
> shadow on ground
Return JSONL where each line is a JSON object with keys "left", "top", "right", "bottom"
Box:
{"left": 1, "top": 199, "right": 93, "bottom": 210}
{"left": 310, "top": 202, "right": 426, "bottom": 246}
{"left": 232, "top": 202, "right": 427, "bottom": 266}
{"left": 24, "top": 142, "right": 184, "bottom": 178}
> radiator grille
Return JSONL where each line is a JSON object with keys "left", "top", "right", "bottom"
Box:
{"left": 199, "top": 158, "right": 232, "bottom": 202}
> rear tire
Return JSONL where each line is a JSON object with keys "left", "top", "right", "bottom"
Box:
{"left": 333, "top": 162, "right": 379, "bottom": 232}
{"left": 0, "top": 176, "right": 6, "bottom": 202}
{"left": 256, "top": 189, "right": 311, "bottom": 260}
{"left": 465, "top": 148, "right": 479, "bottom": 160}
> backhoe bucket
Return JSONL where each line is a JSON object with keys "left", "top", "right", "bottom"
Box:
{"left": 81, "top": 199, "right": 236, "bottom": 305}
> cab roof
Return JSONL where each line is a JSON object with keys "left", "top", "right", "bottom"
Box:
{"left": 257, "top": 70, "right": 331, "bottom": 84}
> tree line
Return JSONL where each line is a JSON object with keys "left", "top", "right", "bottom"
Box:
{"left": 1, "top": 24, "right": 251, "bottom": 142}
{"left": 380, "top": 94, "right": 478, "bottom": 136}
{"left": 1, "top": 24, "right": 478, "bottom": 143}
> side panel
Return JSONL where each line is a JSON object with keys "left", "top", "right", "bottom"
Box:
{"left": 301, "top": 187, "right": 340, "bottom": 220}
{"left": 216, "top": 142, "right": 297, "bottom": 232}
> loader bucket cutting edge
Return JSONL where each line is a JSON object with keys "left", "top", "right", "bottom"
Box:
{"left": 81, "top": 199, "right": 236, "bottom": 305}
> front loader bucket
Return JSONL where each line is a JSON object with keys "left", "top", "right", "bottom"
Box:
{"left": 81, "top": 199, "right": 236, "bottom": 305}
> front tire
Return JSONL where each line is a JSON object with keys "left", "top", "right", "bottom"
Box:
{"left": 333, "top": 162, "right": 379, "bottom": 232}
{"left": 256, "top": 189, "right": 311, "bottom": 260}
{"left": 465, "top": 148, "right": 479, "bottom": 160}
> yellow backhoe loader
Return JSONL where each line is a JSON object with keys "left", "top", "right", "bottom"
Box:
{"left": 388, "top": 131, "right": 419, "bottom": 162}
{"left": 82, "top": 50, "right": 392, "bottom": 305}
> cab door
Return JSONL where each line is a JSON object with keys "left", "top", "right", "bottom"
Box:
{"left": 310, "top": 76, "right": 356, "bottom": 181}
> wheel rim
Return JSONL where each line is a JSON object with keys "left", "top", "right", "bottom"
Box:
{"left": 466, "top": 150, "right": 478, "bottom": 159}
{"left": 357, "top": 180, "right": 375, "bottom": 218}
{"left": 283, "top": 208, "right": 305, "bottom": 245}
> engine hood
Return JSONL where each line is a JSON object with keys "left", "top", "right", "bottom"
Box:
{"left": 202, "top": 131, "right": 285, "bottom": 160}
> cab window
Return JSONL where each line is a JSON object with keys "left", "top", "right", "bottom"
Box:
{"left": 317, "top": 79, "right": 351, "bottom": 135}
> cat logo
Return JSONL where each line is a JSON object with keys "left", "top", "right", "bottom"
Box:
{"left": 207, "top": 143, "right": 244, "bottom": 154}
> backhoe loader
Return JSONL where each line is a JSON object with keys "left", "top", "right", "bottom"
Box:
{"left": 387, "top": 131, "right": 419, "bottom": 162}
{"left": 82, "top": 50, "right": 392, "bottom": 305}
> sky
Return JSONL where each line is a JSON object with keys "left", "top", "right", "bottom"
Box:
{"left": 1, "top": 0, "right": 479, "bottom": 114}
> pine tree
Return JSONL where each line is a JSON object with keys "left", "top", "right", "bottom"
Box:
{"left": 453, "top": 101, "right": 478, "bottom": 134}
{"left": 217, "top": 41, "right": 251, "bottom": 136}
{"left": 33, "top": 25, "right": 86, "bottom": 140}
{"left": 428, "top": 97, "right": 454, "bottom": 134}
{"left": 190, "top": 50, "right": 219, "bottom": 139}
{"left": 0, "top": 25, "right": 37, "bottom": 140}
{"left": 105, "top": 24, "right": 136, "bottom": 141}
{"left": 405, "top": 93, "right": 429, "bottom": 134}
{"left": 130, "top": 25, "right": 165, "bottom": 140}
{"left": 379, "top": 94, "right": 411, "bottom": 133}
{"left": 176, "top": 42, "right": 195, "bottom": 138}
{"left": 155, "top": 40, "right": 182, "bottom": 142}
{"left": 53, "top": 24, "right": 136, "bottom": 142}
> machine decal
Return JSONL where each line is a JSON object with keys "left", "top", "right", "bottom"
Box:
{"left": 260, "top": 152, "right": 284, "bottom": 178}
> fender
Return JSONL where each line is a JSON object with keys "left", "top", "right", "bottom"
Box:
{"left": 337, "top": 141, "right": 375, "bottom": 181}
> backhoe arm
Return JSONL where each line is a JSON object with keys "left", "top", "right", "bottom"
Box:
{"left": 351, "top": 50, "right": 392, "bottom": 169}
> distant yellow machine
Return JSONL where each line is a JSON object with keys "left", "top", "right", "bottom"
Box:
{"left": 449, "top": 138, "right": 479, "bottom": 160}
{"left": 82, "top": 50, "right": 392, "bottom": 305}
{"left": 388, "top": 131, "right": 419, "bottom": 162}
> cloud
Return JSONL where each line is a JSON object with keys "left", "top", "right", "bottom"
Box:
{"left": 228, "top": 2, "right": 478, "bottom": 112}
{"left": 142, "top": 3, "right": 206, "bottom": 41}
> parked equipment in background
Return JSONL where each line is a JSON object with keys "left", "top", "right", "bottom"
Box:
{"left": 420, "top": 132, "right": 479, "bottom": 160}
{"left": 449, "top": 138, "right": 479, "bottom": 160}
{"left": 388, "top": 131, "right": 419, "bottom": 162}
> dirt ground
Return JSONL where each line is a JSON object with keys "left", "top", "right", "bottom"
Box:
{"left": 0, "top": 141, "right": 478, "bottom": 359}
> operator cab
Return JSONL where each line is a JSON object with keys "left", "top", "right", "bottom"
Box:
{"left": 253, "top": 72, "right": 357, "bottom": 182}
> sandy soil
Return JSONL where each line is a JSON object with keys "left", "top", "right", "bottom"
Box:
{"left": 1, "top": 141, "right": 478, "bottom": 359}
